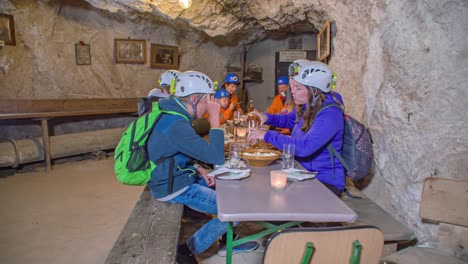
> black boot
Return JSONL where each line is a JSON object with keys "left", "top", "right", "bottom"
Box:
{"left": 176, "top": 243, "right": 198, "bottom": 264}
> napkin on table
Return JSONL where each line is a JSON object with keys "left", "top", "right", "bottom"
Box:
{"left": 283, "top": 168, "right": 317, "bottom": 181}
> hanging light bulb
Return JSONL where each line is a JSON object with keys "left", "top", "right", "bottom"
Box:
{"left": 179, "top": 0, "right": 192, "bottom": 9}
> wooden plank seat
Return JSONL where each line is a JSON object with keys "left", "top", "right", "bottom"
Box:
{"left": 383, "top": 178, "right": 468, "bottom": 263}
{"left": 341, "top": 185, "right": 416, "bottom": 256}
{"left": 104, "top": 187, "right": 184, "bottom": 264}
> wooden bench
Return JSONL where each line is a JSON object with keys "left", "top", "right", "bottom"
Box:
{"left": 0, "top": 99, "right": 137, "bottom": 171}
{"left": 341, "top": 185, "right": 416, "bottom": 256}
{"left": 383, "top": 178, "right": 468, "bottom": 263}
{"left": 104, "top": 187, "right": 184, "bottom": 264}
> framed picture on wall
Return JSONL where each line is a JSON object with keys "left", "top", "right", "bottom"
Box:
{"left": 317, "top": 19, "right": 331, "bottom": 62}
{"left": 150, "top": 44, "right": 178, "bottom": 69}
{"left": 75, "top": 43, "right": 91, "bottom": 65}
{"left": 0, "top": 13, "right": 16, "bottom": 46}
{"left": 114, "top": 38, "right": 147, "bottom": 64}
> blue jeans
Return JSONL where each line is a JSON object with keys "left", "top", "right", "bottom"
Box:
{"left": 167, "top": 179, "right": 237, "bottom": 254}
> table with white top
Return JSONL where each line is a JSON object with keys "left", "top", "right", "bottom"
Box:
{"left": 216, "top": 162, "right": 358, "bottom": 264}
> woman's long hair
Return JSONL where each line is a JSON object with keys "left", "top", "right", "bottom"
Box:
{"left": 295, "top": 87, "right": 343, "bottom": 132}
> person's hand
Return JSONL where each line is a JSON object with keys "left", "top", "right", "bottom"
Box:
{"left": 206, "top": 95, "right": 221, "bottom": 128}
{"left": 247, "top": 128, "right": 267, "bottom": 142}
{"left": 228, "top": 102, "right": 235, "bottom": 111}
{"left": 250, "top": 110, "right": 267, "bottom": 125}
{"left": 198, "top": 166, "right": 216, "bottom": 187}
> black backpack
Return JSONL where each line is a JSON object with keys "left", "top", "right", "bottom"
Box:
{"left": 318, "top": 103, "right": 374, "bottom": 182}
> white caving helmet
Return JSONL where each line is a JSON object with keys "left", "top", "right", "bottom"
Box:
{"left": 148, "top": 88, "right": 169, "bottom": 99}
{"left": 288, "top": 59, "right": 333, "bottom": 93}
{"left": 174, "top": 71, "right": 215, "bottom": 97}
{"left": 159, "top": 70, "right": 181, "bottom": 88}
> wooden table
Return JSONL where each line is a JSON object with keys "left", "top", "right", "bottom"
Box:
{"left": 0, "top": 99, "right": 137, "bottom": 171}
{"left": 216, "top": 162, "right": 357, "bottom": 264}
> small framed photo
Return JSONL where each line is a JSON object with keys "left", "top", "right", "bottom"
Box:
{"left": 75, "top": 44, "right": 91, "bottom": 65}
{"left": 114, "top": 38, "right": 146, "bottom": 64}
{"left": 317, "top": 19, "right": 331, "bottom": 62}
{"left": 0, "top": 13, "right": 16, "bottom": 46}
{"left": 150, "top": 44, "right": 178, "bottom": 69}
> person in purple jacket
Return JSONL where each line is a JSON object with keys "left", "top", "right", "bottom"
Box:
{"left": 248, "top": 59, "right": 345, "bottom": 196}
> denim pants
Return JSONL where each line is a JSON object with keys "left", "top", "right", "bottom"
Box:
{"left": 167, "top": 179, "right": 237, "bottom": 254}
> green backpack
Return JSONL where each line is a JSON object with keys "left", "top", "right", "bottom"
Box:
{"left": 114, "top": 102, "right": 178, "bottom": 185}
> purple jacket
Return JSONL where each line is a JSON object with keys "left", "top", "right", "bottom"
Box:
{"left": 264, "top": 93, "right": 345, "bottom": 190}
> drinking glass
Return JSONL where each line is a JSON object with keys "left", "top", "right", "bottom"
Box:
{"left": 282, "top": 144, "right": 295, "bottom": 170}
{"left": 233, "top": 111, "right": 241, "bottom": 120}
{"left": 228, "top": 143, "right": 241, "bottom": 169}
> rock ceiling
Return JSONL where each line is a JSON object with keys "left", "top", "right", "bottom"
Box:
{"left": 83, "top": 0, "right": 327, "bottom": 45}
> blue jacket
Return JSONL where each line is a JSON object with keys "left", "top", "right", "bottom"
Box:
{"left": 264, "top": 93, "right": 345, "bottom": 190}
{"left": 147, "top": 96, "right": 225, "bottom": 198}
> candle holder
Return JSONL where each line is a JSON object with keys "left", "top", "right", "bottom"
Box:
{"left": 236, "top": 127, "right": 247, "bottom": 138}
{"left": 270, "top": 170, "right": 288, "bottom": 190}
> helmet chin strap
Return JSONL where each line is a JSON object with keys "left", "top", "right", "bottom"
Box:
{"left": 188, "top": 94, "right": 204, "bottom": 119}
{"left": 310, "top": 87, "right": 319, "bottom": 107}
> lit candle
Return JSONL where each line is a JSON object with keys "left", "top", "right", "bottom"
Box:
{"left": 270, "top": 170, "right": 288, "bottom": 190}
{"left": 236, "top": 127, "right": 247, "bottom": 138}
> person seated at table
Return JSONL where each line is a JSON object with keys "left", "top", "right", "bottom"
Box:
{"left": 204, "top": 89, "right": 234, "bottom": 125}
{"left": 137, "top": 70, "right": 180, "bottom": 116}
{"left": 266, "top": 75, "right": 295, "bottom": 134}
{"left": 159, "top": 69, "right": 181, "bottom": 95}
{"left": 266, "top": 75, "right": 294, "bottom": 115}
{"left": 147, "top": 71, "right": 258, "bottom": 264}
{"left": 247, "top": 59, "right": 346, "bottom": 197}
{"left": 223, "top": 73, "right": 244, "bottom": 114}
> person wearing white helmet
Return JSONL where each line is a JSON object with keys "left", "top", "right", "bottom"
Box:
{"left": 248, "top": 59, "right": 346, "bottom": 196}
{"left": 137, "top": 70, "right": 180, "bottom": 116}
{"left": 158, "top": 69, "right": 180, "bottom": 94}
{"left": 147, "top": 71, "right": 258, "bottom": 263}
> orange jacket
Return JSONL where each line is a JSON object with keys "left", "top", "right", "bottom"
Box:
{"left": 267, "top": 94, "right": 292, "bottom": 135}
{"left": 204, "top": 107, "right": 233, "bottom": 126}
{"left": 230, "top": 94, "right": 244, "bottom": 113}
{"left": 267, "top": 94, "right": 288, "bottom": 114}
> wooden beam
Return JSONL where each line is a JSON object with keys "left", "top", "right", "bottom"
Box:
{"left": 40, "top": 119, "right": 51, "bottom": 172}
{"left": 0, "top": 98, "right": 138, "bottom": 119}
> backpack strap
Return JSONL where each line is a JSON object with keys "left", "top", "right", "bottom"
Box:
{"left": 167, "top": 157, "right": 175, "bottom": 194}
{"left": 316, "top": 103, "right": 351, "bottom": 179}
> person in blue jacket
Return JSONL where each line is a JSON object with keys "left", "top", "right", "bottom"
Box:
{"left": 248, "top": 60, "right": 345, "bottom": 196}
{"left": 147, "top": 71, "right": 257, "bottom": 264}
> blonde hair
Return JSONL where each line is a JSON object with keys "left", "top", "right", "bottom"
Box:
{"left": 295, "top": 89, "right": 343, "bottom": 132}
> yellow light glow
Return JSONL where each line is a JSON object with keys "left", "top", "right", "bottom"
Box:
{"left": 179, "top": 0, "right": 192, "bottom": 9}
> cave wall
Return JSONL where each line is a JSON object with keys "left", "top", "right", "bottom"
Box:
{"left": 0, "top": 0, "right": 240, "bottom": 100}
{"left": 362, "top": 0, "right": 468, "bottom": 241}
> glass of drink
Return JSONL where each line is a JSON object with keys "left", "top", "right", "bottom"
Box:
{"left": 282, "top": 144, "right": 295, "bottom": 170}
{"left": 228, "top": 143, "right": 241, "bottom": 169}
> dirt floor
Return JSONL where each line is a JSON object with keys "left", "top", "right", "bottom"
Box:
{"left": 0, "top": 158, "right": 264, "bottom": 264}
{"left": 0, "top": 158, "right": 143, "bottom": 264}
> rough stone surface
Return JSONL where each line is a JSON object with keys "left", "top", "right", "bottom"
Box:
{"left": 1, "top": 0, "right": 467, "bottom": 245}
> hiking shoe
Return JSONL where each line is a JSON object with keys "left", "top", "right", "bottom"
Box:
{"left": 217, "top": 241, "right": 260, "bottom": 256}
{"left": 176, "top": 243, "right": 198, "bottom": 264}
